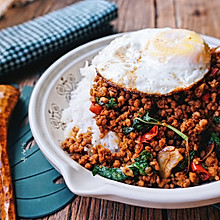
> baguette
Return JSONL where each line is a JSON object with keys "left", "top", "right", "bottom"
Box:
{"left": 0, "top": 85, "right": 20, "bottom": 220}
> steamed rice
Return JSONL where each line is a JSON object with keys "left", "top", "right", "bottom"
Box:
{"left": 61, "top": 62, "right": 120, "bottom": 153}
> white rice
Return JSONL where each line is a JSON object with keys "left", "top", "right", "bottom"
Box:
{"left": 61, "top": 62, "right": 119, "bottom": 153}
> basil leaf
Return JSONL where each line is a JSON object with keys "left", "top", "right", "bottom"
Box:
{"left": 122, "top": 118, "right": 152, "bottom": 135}
{"left": 122, "top": 127, "right": 135, "bottom": 135}
{"left": 136, "top": 112, "right": 188, "bottom": 141}
{"left": 202, "top": 163, "right": 208, "bottom": 170}
{"left": 92, "top": 150, "right": 153, "bottom": 182}
{"left": 213, "top": 116, "right": 220, "bottom": 125}
{"left": 210, "top": 132, "right": 220, "bottom": 160}
{"left": 95, "top": 97, "right": 117, "bottom": 108}
{"left": 135, "top": 150, "right": 153, "bottom": 162}
{"left": 174, "top": 150, "right": 196, "bottom": 171}
{"left": 106, "top": 98, "right": 117, "bottom": 109}
{"left": 95, "top": 97, "right": 104, "bottom": 106}
{"left": 190, "top": 150, "right": 196, "bottom": 160}
{"left": 210, "top": 132, "right": 220, "bottom": 147}
{"left": 142, "top": 112, "right": 157, "bottom": 123}
{"left": 129, "top": 162, "right": 149, "bottom": 175}
{"left": 133, "top": 118, "right": 152, "bottom": 131}
{"left": 92, "top": 166, "right": 128, "bottom": 181}
{"left": 129, "top": 150, "right": 153, "bottom": 175}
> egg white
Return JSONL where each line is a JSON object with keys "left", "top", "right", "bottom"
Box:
{"left": 92, "top": 28, "right": 211, "bottom": 95}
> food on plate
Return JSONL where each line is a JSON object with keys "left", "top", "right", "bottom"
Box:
{"left": 61, "top": 28, "right": 220, "bottom": 188}
{"left": 0, "top": 85, "right": 20, "bottom": 220}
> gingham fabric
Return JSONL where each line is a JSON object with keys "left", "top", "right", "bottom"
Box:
{"left": 0, "top": 0, "right": 117, "bottom": 75}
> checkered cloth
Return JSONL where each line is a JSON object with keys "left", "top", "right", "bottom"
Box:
{"left": 0, "top": 0, "right": 117, "bottom": 75}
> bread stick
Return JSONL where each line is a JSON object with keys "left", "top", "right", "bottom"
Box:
{"left": 0, "top": 85, "right": 20, "bottom": 220}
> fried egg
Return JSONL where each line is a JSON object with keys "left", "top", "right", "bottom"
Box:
{"left": 92, "top": 28, "right": 211, "bottom": 95}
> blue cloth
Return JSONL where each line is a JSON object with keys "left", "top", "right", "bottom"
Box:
{"left": 0, "top": 0, "right": 117, "bottom": 75}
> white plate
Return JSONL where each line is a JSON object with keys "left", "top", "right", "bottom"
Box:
{"left": 29, "top": 32, "right": 220, "bottom": 209}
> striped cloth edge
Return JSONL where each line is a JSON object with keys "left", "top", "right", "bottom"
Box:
{"left": 0, "top": 0, "right": 117, "bottom": 75}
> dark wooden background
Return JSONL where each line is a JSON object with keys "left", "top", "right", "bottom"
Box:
{"left": 1, "top": 0, "right": 220, "bottom": 219}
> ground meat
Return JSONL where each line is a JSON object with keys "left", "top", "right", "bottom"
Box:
{"left": 62, "top": 48, "right": 220, "bottom": 188}
{"left": 189, "top": 172, "right": 199, "bottom": 185}
{"left": 205, "top": 154, "right": 218, "bottom": 167}
{"left": 113, "top": 159, "right": 121, "bottom": 168}
{"left": 137, "top": 179, "right": 145, "bottom": 187}
{"left": 175, "top": 172, "right": 191, "bottom": 188}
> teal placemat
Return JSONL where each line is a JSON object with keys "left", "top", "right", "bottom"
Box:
{"left": 8, "top": 86, "right": 76, "bottom": 219}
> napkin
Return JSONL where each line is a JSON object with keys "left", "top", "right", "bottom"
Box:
{"left": 0, "top": 0, "right": 117, "bottom": 75}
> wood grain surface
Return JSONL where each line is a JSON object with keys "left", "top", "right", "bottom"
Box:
{"left": 0, "top": 0, "right": 220, "bottom": 219}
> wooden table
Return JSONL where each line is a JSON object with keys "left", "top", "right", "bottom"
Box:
{"left": 1, "top": 0, "right": 220, "bottom": 219}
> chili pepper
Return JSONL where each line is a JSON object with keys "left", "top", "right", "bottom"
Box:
{"left": 89, "top": 103, "right": 102, "bottom": 115}
{"left": 210, "top": 67, "right": 219, "bottom": 76}
{"left": 191, "top": 157, "right": 210, "bottom": 181}
{"left": 141, "top": 125, "right": 158, "bottom": 142}
{"left": 136, "top": 144, "right": 143, "bottom": 154}
{"left": 202, "top": 93, "right": 211, "bottom": 101}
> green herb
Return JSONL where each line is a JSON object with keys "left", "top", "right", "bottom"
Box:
{"left": 122, "top": 111, "right": 188, "bottom": 138}
{"left": 122, "top": 127, "right": 135, "bottom": 135}
{"left": 133, "top": 118, "right": 152, "bottom": 131}
{"left": 92, "top": 150, "right": 153, "bottom": 181}
{"left": 134, "top": 150, "right": 153, "bottom": 162}
{"left": 135, "top": 112, "right": 188, "bottom": 141}
{"left": 210, "top": 132, "right": 220, "bottom": 160}
{"left": 175, "top": 159, "right": 186, "bottom": 170}
{"left": 174, "top": 150, "right": 196, "bottom": 171}
{"left": 190, "top": 150, "right": 196, "bottom": 160}
{"left": 95, "top": 97, "right": 117, "bottom": 108}
{"left": 129, "top": 150, "right": 153, "bottom": 175}
{"left": 210, "top": 132, "right": 220, "bottom": 147}
{"left": 122, "top": 117, "right": 152, "bottom": 135}
{"left": 129, "top": 162, "right": 149, "bottom": 175}
{"left": 106, "top": 98, "right": 117, "bottom": 109}
{"left": 213, "top": 116, "right": 220, "bottom": 125}
{"left": 95, "top": 97, "right": 100, "bottom": 103}
{"left": 92, "top": 166, "right": 128, "bottom": 181}
{"left": 202, "top": 163, "right": 208, "bottom": 170}
{"left": 95, "top": 97, "right": 104, "bottom": 105}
